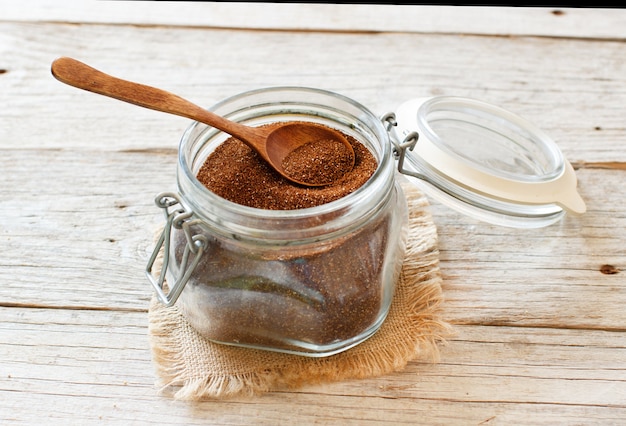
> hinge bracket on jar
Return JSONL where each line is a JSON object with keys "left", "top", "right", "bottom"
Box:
{"left": 145, "top": 192, "right": 207, "bottom": 307}
{"left": 382, "top": 112, "right": 426, "bottom": 181}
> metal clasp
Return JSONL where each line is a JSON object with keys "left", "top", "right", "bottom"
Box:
{"left": 145, "top": 192, "right": 207, "bottom": 307}
{"left": 382, "top": 112, "right": 425, "bottom": 181}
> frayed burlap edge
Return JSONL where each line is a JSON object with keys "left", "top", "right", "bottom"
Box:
{"left": 148, "top": 181, "right": 453, "bottom": 400}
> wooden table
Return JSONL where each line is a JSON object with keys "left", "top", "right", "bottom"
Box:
{"left": 2, "top": 3, "right": 625, "bottom": 424}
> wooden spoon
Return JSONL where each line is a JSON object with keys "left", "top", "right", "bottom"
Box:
{"left": 51, "top": 57, "right": 355, "bottom": 186}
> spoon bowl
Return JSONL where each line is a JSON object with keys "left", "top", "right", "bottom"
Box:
{"left": 50, "top": 57, "right": 355, "bottom": 186}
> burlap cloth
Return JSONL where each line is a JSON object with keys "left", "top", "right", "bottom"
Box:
{"left": 148, "top": 182, "right": 453, "bottom": 400}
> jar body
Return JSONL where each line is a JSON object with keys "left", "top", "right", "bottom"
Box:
{"left": 161, "top": 87, "right": 408, "bottom": 356}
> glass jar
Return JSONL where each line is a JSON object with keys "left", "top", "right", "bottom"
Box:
{"left": 147, "top": 86, "right": 587, "bottom": 357}
{"left": 147, "top": 87, "right": 409, "bottom": 357}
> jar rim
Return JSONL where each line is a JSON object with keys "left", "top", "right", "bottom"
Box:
{"left": 175, "top": 86, "right": 396, "bottom": 239}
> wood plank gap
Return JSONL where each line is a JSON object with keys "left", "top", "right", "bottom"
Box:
{"left": 572, "top": 161, "right": 626, "bottom": 171}
{"left": 119, "top": 147, "right": 178, "bottom": 155}
{"left": 450, "top": 320, "right": 626, "bottom": 333}
{"left": 7, "top": 18, "right": 626, "bottom": 41}
{"left": 2, "top": 19, "right": 385, "bottom": 35}
{"left": 286, "top": 390, "right": 626, "bottom": 409}
{"left": 0, "top": 301, "right": 147, "bottom": 313}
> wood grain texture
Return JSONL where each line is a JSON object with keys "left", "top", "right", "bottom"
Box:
{"left": 1, "top": 4, "right": 625, "bottom": 425}
{"left": 2, "top": 308, "right": 624, "bottom": 424}
{"left": 4, "top": 2, "right": 626, "bottom": 39}
{"left": 1, "top": 21, "right": 624, "bottom": 162}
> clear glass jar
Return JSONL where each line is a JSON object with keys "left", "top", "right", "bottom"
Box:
{"left": 147, "top": 87, "right": 408, "bottom": 357}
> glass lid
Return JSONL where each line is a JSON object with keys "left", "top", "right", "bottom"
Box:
{"left": 389, "top": 96, "right": 586, "bottom": 228}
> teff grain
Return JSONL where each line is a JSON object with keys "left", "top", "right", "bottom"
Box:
{"left": 281, "top": 138, "right": 354, "bottom": 186}
{"left": 196, "top": 122, "right": 376, "bottom": 210}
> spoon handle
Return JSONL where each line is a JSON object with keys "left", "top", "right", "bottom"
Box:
{"left": 50, "top": 57, "right": 264, "bottom": 146}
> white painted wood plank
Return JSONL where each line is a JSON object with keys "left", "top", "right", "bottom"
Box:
{"left": 2, "top": 2, "right": 625, "bottom": 39}
{"left": 1, "top": 309, "right": 625, "bottom": 424}
{"left": 1, "top": 22, "right": 624, "bottom": 162}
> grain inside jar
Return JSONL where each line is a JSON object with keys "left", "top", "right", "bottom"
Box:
{"left": 174, "top": 121, "right": 396, "bottom": 353}
{"left": 196, "top": 122, "right": 377, "bottom": 210}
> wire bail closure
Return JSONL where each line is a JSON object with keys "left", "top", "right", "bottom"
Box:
{"left": 145, "top": 192, "right": 207, "bottom": 306}
{"left": 382, "top": 112, "right": 425, "bottom": 181}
